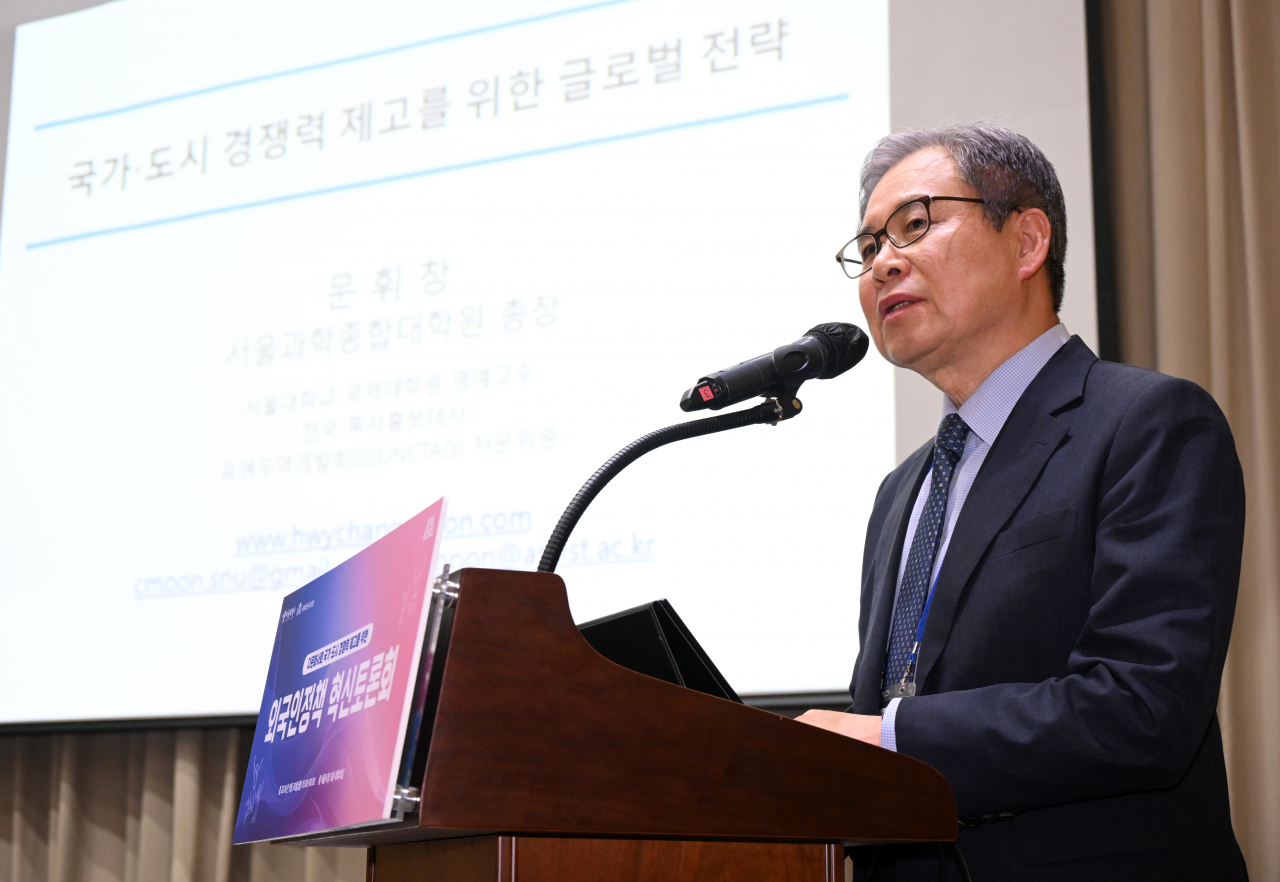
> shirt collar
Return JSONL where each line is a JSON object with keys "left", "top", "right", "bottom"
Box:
{"left": 940, "top": 323, "right": 1072, "bottom": 446}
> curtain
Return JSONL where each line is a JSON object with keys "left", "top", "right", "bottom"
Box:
{"left": 0, "top": 729, "right": 365, "bottom": 882}
{"left": 1094, "top": 0, "right": 1280, "bottom": 878}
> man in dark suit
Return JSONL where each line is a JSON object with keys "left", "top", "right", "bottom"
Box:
{"left": 797, "top": 123, "right": 1248, "bottom": 880}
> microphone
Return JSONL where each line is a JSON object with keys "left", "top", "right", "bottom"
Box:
{"left": 679, "top": 322, "right": 869, "bottom": 412}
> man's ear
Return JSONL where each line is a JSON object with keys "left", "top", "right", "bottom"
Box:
{"left": 1014, "top": 208, "right": 1052, "bottom": 282}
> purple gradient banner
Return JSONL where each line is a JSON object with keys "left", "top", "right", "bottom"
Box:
{"left": 233, "top": 498, "right": 445, "bottom": 843}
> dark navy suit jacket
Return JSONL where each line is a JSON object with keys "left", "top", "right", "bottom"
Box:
{"left": 850, "top": 338, "right": 1248, "bottom": 880}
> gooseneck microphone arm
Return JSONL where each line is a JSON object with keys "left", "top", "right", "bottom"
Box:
{"left": 538, "top": 321, "right": 868, "bottom": 574}
{"left": 536, "top": 399, "right": 788, "bottom": 573}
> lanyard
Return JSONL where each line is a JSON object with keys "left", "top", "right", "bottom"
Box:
{"left": 902, "top": 574, "right": 938, "bottom": 680}
{"left": 908, "top": 575, "right": 938, "bottom": 666}
{"left": 881, "top": 574, "right": 939, "bottom": 702}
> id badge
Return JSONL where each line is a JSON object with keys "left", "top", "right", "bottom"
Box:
{"left": 882, "top": 681, "right": 916, "bottom": 702}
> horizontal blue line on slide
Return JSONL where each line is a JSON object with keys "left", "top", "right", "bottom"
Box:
{"left": 34, "top": 0, "right": 637, "bottom": 131}
{"left": 26, "top": 93, "right": 847, "bottom": 251}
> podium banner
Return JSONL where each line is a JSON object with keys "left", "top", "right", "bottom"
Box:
{"left": 233, "top": 497, "right": 446, "bottom": 843}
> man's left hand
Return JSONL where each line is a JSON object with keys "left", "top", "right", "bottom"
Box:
{"left": 794, "top": 709, "right": 882, "bottom": 746}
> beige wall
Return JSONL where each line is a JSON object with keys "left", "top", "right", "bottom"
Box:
{"left": 887, "top": 0, "right": 1098, "bottom": 461}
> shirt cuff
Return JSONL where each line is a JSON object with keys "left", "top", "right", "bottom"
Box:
{"left": 880, "top": 698, "right": 901, "bottom": 752}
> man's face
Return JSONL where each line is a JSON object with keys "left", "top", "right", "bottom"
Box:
{"left": 857, "top": 147, "right": 1025, "bottom": 376}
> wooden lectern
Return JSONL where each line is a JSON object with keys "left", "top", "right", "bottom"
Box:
{"left": 293, "top": 568, "right": 955, "bottom": 881}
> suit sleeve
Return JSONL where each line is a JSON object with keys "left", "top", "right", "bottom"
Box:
{"left": 893, "top": 378, "right": 1245, "bottom": 817}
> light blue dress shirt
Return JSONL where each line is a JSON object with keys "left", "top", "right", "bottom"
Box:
{"left": 880, "top": 323, "right": 1071, "bottom": 752}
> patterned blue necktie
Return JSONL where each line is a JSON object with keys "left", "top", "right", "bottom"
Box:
{"left": 883, "top": 413, "right": 970, "bottom": 701}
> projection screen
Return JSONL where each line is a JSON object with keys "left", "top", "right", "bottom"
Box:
{"left": 0, "top": 0, "right": 896, "bottom": 723}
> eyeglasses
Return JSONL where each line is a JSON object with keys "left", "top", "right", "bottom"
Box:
{"left": 835, "top": 195, "right": 986, "bottom": 279}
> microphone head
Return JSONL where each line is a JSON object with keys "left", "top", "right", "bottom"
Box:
{"left": 805, "top": 322, "right": 869, "bottom": 379}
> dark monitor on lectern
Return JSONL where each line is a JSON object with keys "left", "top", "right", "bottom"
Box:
{"left": 578, "top": 600, "right": 741, "bottom": 704}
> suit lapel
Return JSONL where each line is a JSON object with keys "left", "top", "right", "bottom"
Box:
{"left": 913, "top": 337, "right": 1096, "bottom": 690}
{"left": 851, "top": 443, "right": 931, "bottom": 713}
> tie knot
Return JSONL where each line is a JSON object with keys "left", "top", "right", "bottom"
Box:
{"left": 935, "top": 414, "right": 970, "bottom": 460}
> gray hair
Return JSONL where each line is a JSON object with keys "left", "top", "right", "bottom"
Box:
{"left": 859, "top": 122, "right": 1067, "bottom": 311}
